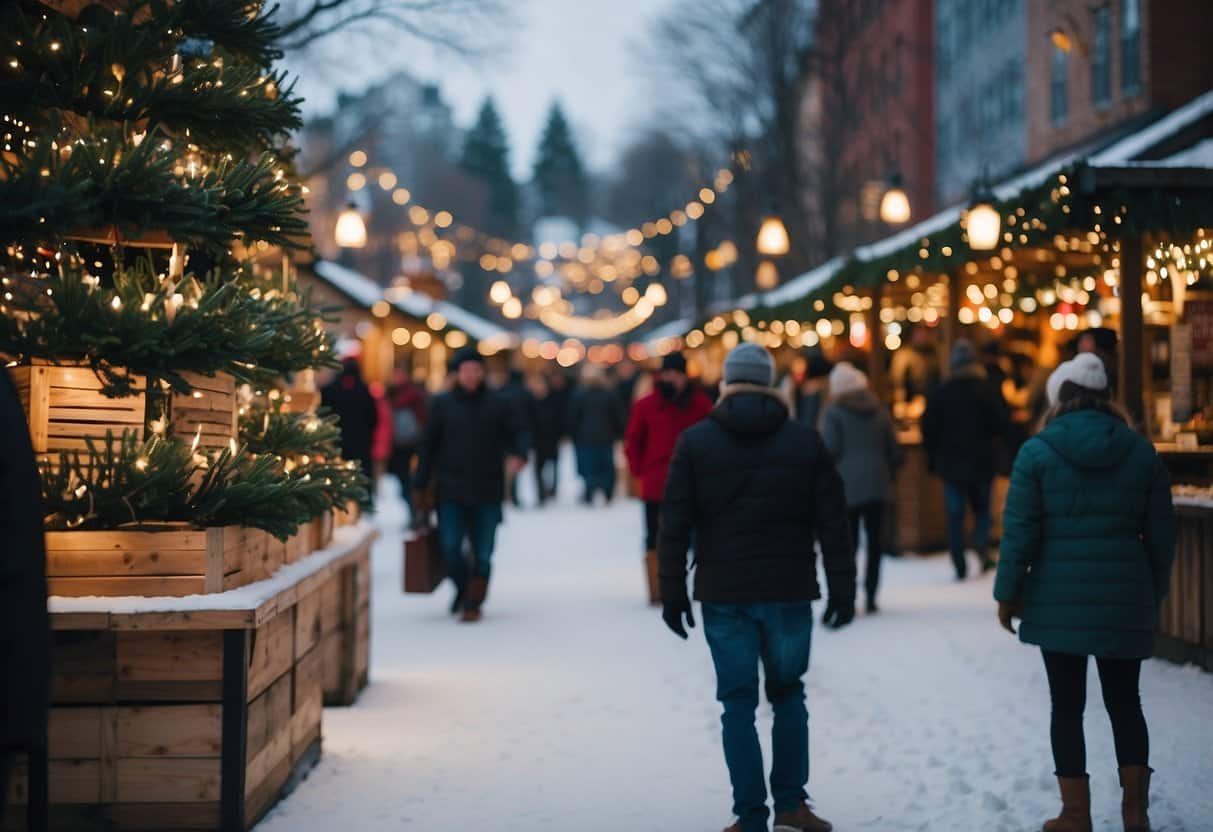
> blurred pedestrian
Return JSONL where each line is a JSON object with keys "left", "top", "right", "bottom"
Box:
{"left": 369, "top": 380, "right": 392, "bottom": 487}
{"left": 994, "top": 353, "right": 1175, "bottom": 832}
{"left": 1, "top": 368, "right": 50, "bottom": 831}
{"left": 794, "top": 350, "right": 833, "bottom": 429}
{"left": 821, "top": 362, "right": 903, "bottom": 613}
{"left": 614, "top": 360, "right": 639, "bottom": 417}
{"left": 890, "top": 325, "right": 941, "bottom": 406}
{"left": 568, "top": 364, "right": 626, "bottom": 505}
{"left": 625, "top": 352, "right": 713, "bottom": 605}
{"left": 414, "top": 349, "right": 528, "bottom": 623}
{"left": 321, "top": 356, "right": 379, "bottom": 484}
{"left": 526, "top": 373, "right": 563, "bottom": 504}
{"left": 1077, "top": 326, "right": 1120, "bottom": 399}
{"left": 922, "top": 339, "right": 1009, "bottom": 579}
{"left": 387, "top": 367, "right": 428, "bottom": 516}
{"left": 659, "top": 343, "right": 853, "bottom": 832}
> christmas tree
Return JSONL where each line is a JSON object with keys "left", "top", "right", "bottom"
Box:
{"left": 459, "top": 96, "right": 519, "bottom": 239}
{"left": 0, "top": 0, "right": 368, "bottom": 554}
{"left": 532, "top": 101, "right": 590, "bottom": 225}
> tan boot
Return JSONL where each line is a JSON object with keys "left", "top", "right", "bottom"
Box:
{"left": 645, "top": 549, "right": 660, "bottom": 606}
{"left": 460, "top": 576, "right": 489, "bottom": 623}
{"left": 774, "top": 803, "right": 832, "bottom": 832}
{"left": 1043, "top": 776, "right": 1092, "bottom": 832}
{"left": 1120, "top": 766, "right": 1152, "bottom": 832}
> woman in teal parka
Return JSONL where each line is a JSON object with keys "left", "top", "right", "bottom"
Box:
{"left": 994, "top": 352, "right": 1175, "bottom": 832}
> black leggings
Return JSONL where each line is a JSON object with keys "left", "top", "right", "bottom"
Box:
{"left": 644, "top": 500, "right": 661, "bottom": 551}
{"left": 848, "top": 501, "right": 884, "bottom": 600}
{"left": 1041, "top": 650, "right": 1149, "bottom": 777}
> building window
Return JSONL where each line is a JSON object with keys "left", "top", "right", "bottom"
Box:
{"left": 1051, "top": 44, "right": 1069, "bottom": 126}
{"left": 1121, "top": 0, "right": 1141, "bottom": 94}
{"left": 1092, "top": 6, "right": 1111, "bottom": 106}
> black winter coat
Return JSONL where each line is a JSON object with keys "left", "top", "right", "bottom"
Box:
{"left": 0, "top": 369, "right": 50, "bottom": 759}
{"left": 567, "top": 385, "right": 626, "bottom": 445}
{"left": 321, "top": 372, "right": 378, "bottom": 466}
{"left": 415, "top": 385, "right": 528, "bottom": 504}
{"left": 658, "top": 387, "right": 855, "bottom": 605}
{"left": 528, "top": 393, "right": 564, "bottom": 455}
{"left": 921, "top": 368, "right": 1009, "bottom": 484}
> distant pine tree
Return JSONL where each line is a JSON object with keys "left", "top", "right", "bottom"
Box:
{"left": 532, "top": 102, "right": 589, "bottom": 225}
{"left": 459, "top": 97, "right": 519, "bottom": 238}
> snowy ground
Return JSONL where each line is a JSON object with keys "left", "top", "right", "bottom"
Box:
{"left": 258, "top": 451, "right": 1213, "bottom": 832}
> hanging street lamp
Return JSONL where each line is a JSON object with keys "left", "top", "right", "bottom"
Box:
{"left": 755, "top": 260, "right": 779, "bottom": 290}
{"left": 334, "top": 202, "right": 368, "bottom": 249}
{"left": 879, "top": 174, "right": 912, "bottom": 225}
{"left": 965, "top": 176, "right": 1001, "bottom": 251}
{"left": 756, "top": 213, "right": 791, "bottom": 257}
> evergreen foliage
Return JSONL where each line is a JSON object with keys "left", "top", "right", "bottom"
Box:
{"left": 459, "top": 97, "right": 519, "bottom": 238}
{"left": 532, "top": 102, "right": 590, "bottom": 224}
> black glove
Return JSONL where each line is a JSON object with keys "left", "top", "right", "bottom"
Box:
{"left": 822, "top": 597, "right": 855, "bottom": 630}
{"left": 662, "top": 598, "right": 696, "bottom": 640}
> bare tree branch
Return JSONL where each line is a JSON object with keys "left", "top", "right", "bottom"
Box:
{"left": 272, "top": 0, "right": 513, "bottom": 55}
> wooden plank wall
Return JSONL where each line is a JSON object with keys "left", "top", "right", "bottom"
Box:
{"left": 320, "top": 545, "right": 371, "bottom": 706}
{"left": 3, "top": 589, "right": 331, "bottom": 830}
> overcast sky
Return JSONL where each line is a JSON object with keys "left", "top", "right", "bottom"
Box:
{"left": 293, "top": 0, "right": 680, "bottom": 180}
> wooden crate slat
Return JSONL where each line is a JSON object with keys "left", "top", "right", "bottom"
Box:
{"left": 247, "top": 610, "right": 294, "bottom": 702}
{"left": 115, "top": 758, "right": 221, "bottom": 803}
{"left": 48, "top": 707, "right": 102, "bottom": 759}
{"left": 47, "top": 548, "right": 208, "bottom": 578}
{"left": 117, "top": 632, "right": 223, "bottom": 683}
{"left": 115, "top": 705, "right": 223, "bottom": 758}
{"left": 46, "top": 529, "right": 202, "bottom": 552}
{"left": 293, "top": 591, "right": 321, "bottom": 659}
{"left": 49, "top": 576, "right": 207, "bottom": 598}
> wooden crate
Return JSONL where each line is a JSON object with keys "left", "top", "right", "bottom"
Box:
{"left": 319, "top": 543, "right": 371, "bottom": 706}
{"left": 46, "top": 526, "right": 270, "bottom": 598}
{"left": 333, "top": 500, "right": 361, "bottom": 529}
{"left": 312, "top": 511, "right": 334, "bottom": 551}
{"left": 6, "top": 600, "right": 324, "bottom": 830}
{"left": 172, "top": 372, "right": 238, "bottom": 453}
{"left": 12, "top": 363, "right": 146, "bottom": 456}
{"left": 1156, "top": 503, "right": 1213, "bottom": 671}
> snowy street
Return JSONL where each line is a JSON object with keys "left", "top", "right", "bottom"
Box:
{"left": 258, "top": 459, "right": 1213, "bottom": 832}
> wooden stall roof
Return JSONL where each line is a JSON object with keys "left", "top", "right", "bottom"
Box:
{"left": 48, "top": 523, "right": 379, "bottom": 632}
{"left": 717, "top": 88, "right": 1213, "bottom": 324}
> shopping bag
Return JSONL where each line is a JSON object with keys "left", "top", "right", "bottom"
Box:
{"left": 403, "top": 525, "right": 446, "bottom": 593}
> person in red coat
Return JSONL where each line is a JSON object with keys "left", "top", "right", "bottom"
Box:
{"left": 625, "top": 352, "right": 713, "bottom": 605}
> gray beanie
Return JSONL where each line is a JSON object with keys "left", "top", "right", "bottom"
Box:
{"left": 723, "top": 343, "right": 775, "bottom": 387}
{"left": 950, "top": 338, "right": 978, "bottom": 370}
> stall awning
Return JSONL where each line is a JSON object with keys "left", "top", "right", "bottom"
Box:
{"left": 310, "top": 260, "right": 516, "bottom": 345}
{"left": 749, "top": 88, "right": 1213, "bottom": 319}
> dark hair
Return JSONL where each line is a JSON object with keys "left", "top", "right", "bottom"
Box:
{"left": 1042, "top": 381, "right": 1128, "bottom": 428}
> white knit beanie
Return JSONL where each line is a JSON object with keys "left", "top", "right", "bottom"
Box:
{"left": 828, "top": 361, "right": 868, "bottom": 398}
{"left": 1046, "top": 352, "right": 1108, "bottom": 406}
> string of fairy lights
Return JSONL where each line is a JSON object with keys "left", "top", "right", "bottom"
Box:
{"left": 328, "top": 150, "right": 741, "bottom": 338}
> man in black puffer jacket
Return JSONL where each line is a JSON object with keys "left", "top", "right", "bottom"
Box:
{"left": 659, "top": 343, "right": 853, "bottom": 832}
{"left": 414, "top": 349, "right": 528, "bottom": 623}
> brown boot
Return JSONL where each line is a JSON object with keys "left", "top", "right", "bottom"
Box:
{"left": 1043, "top": 776, "right": 1092, "bottom": 832}
{"left": 1120, "top": 766, "right": 1152, "bottom": 832}
{"left": 774, "top": 802, "right": 832, "bottom": 832}
{"left": 460, "top": 576, "right": 489, "bottom": 623}
{"left": 645, "top": 549, "right": 660, "bottom": 606}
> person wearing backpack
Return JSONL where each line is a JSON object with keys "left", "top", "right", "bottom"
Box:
{"left": 994, "top": 353, "right": 1176, "bottom": 832}
{"left": 387, "top": 366, "right": 428, "bottom": 518}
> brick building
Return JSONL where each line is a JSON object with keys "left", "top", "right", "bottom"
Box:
{"left": 807, "top": 0, "right": 936, "bottom": 253}
{"left": 934, "top": 0, "right": 1028, "bottom": 206}
{"left": 1026, "top": 0, "right": 1213, "bottom": 162}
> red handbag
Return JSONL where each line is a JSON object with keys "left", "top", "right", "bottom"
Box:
{"left": 403, "top": 525, "right": 446, "bottom": 593}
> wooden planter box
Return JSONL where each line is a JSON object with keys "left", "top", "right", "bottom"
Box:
{"left": 171, "top": 372, "right": 238, "bottom": 454}
{"left": 1156, "top": 501, "right": 1213, "bottom": 671}
{"left": 13, "top": 363, "right": 145, "bottom": 457}
{"left": 5, "top": 525, "right": 377, "bottom": 832}
{"left": 45, "top": 526, "right": 271, "bottom": 598}
{"left": 319, "top": 543, "right": 371, "bottom": 706}
{"left": 333, "top": 500, "right": 360, "bottom": 529}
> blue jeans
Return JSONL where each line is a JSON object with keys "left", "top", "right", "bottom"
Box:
{"left": 574, "top": 443, "right": 616, "bottom": 502}
{"left": 702, "top": 602, "right": 814, "bottom": 832}
{"left": 437, "top": 502, "right": 503, "bottom": 589}
{"left": 943, "top": 478, "right": 992, "bottom": 577}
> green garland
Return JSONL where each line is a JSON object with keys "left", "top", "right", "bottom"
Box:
{"left": 0, "top": 260, "right": 338, "bottom": 397}
{"left": 39, "top": 429, "right": 350, "bottom": 541}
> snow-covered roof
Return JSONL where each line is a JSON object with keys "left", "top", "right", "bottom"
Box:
{"left": 311, "top": 260, "right": 515, "bottom": 344}
{"left": 753, "top": 88, "right": 1213, "bottom": 313}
